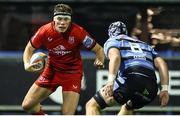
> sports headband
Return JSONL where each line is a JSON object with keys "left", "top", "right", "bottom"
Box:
{"left": 54, "top": 12, "right": 72, "bottom": 16}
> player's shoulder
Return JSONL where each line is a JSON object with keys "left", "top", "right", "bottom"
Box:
{"left": 123, "top": 35, "right": 149, "bottom": 45}
{"left": 106, "top": 35, "right": 124, "bottom": 43}
{"left": 71, "top": 23, "right": 86, "bottom": 32}
{"left": 39, "top": 22, "right": 53, "bottom": 32}
{"left": 104, "top": 37, "right": 119, "bottom": 48}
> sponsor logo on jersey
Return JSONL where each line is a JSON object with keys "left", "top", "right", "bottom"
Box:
{"left": 133, "top": 55, "right": 146, "bottom": 59}
{"left": 49, "top": 45, "right": 71, "bottom": 56}
{"left": 68, "top": 36, "right": 74, "bottom": 44}
{"left": 83, "top": 36, "right": 93, "bottom": 48}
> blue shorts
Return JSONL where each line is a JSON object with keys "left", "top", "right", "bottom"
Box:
{"left": 113, "top": 66, "right": 158, "bottom": 109}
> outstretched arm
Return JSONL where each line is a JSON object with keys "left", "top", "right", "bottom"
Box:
{"left": 91, "top": 43, "right": 104, "bottom": 68}
{"left": 154, "top": 57, "right": 169, "bottom": 107}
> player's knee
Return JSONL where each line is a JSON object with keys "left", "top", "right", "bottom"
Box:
{"left": 86, "top": 98, "right": 100, "bottom": 114}
{"left": 85, "top": 100, "right": 91, "bottom": 110}
{"left": 21, "top": 100, "right": 32, "bottom": 112}
{"left": 86, "top": 98, "right": 98, "bottom": 110}
{"left": 22, "top": 102, "right": 30, "bottom": 111}
{"left": 62, "top": 109, "right": 74, "bottom": 115}
{"left": 62, "top": 107, "right": 75, "bottom": 115}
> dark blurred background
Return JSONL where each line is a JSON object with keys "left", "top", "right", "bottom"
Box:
{"left": 0, "top": 0, "right": 180, "bottom": 55}
{"left": 0, "top": 1, "right": 139, "bottom": 50}
{"left": 0, "top": 0, "right": 180, "bottom": 115}
{"left": 0, "top": 0, "right": 180, "bottom": 51}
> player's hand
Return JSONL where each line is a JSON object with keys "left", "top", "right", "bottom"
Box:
{"left": 94, "top": 58, "right": 104, "bottom": 69}
{"left": 104, "top": 81, "right": 114, "bottom": 96}
{"left": 24, "top": 62, "right": 43, "bottom": 72}
{"left": 159, "top": 91, "right": 169, "bottom": 107}
{"left": 100, "top": 81, "right": 115, "bottom": 105}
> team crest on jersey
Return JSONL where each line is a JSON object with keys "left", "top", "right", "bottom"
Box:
{"left": 83, "top": 36, "right": 93, "bottom": 48}
{"left": 68, "top": 36, "right": 74, "bottom": 44}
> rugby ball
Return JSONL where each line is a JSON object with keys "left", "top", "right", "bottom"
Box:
{"left": 30, "top": 52, "right": 47, "bottom": 70}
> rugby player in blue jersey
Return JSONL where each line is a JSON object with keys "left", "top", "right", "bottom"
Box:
{"left": 86, "top": 21, "right": 169, "bottom": 115}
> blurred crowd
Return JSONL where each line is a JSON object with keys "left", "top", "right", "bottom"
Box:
{"left": 131, "top": 7, "right": 180, "bottom": 55}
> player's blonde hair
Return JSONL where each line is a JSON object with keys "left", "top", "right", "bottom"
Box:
{"left": 54, "top": 4, "right": 73, "bottom": 16}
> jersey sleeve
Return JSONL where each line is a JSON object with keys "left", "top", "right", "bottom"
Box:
{"left": 30, "top": 26, "right": 45, "bottom": 48}
{"left": 78, "top": 27, "right": 96, "bottom": 50}
{"left": 104, "top": 39, "right": 120, "bottom": 58}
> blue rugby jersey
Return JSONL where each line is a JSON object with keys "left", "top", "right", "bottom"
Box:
{"left": 104, "top": 34, "right": 158, "bottom": 78}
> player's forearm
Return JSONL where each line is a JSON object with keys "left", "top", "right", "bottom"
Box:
{"left": 23, "top": 42, "right": 35, "bottom": 64}
{"left": 92, "top": 43, "right": 104, "bottom": 63}
{"left": 109, "top": 55, "right": 120, "bottom": 76}
{"left": 107, "top": 48, "right": 121, "bottom": 82}
{"left": 155, "top": 57, "right": 169, "bottom": 85}
{"left": 159, "top": 61, "right": 169, "bottom": 85}
{"left": 95, "top": 48, "right": 104, "bottom": 63}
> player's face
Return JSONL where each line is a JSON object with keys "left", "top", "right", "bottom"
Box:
{"left": 53, "top": 15, "right": 71, "bottom": 33}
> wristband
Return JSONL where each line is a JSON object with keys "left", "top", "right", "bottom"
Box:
{"left": 161, "top": 85, "right": 168, "bottom": 91}
{"left": 108, "top": 74, "right": 116, "bottom": 82}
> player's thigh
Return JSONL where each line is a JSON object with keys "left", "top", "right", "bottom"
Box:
{"left": 23, "top": 83, "right": 52, "bottom": 106}
{"left": 99, "top": 84, "right": 116, "bottom": 106}
{"left": 62, "top": 91, "right": 80, "bottom": 113}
